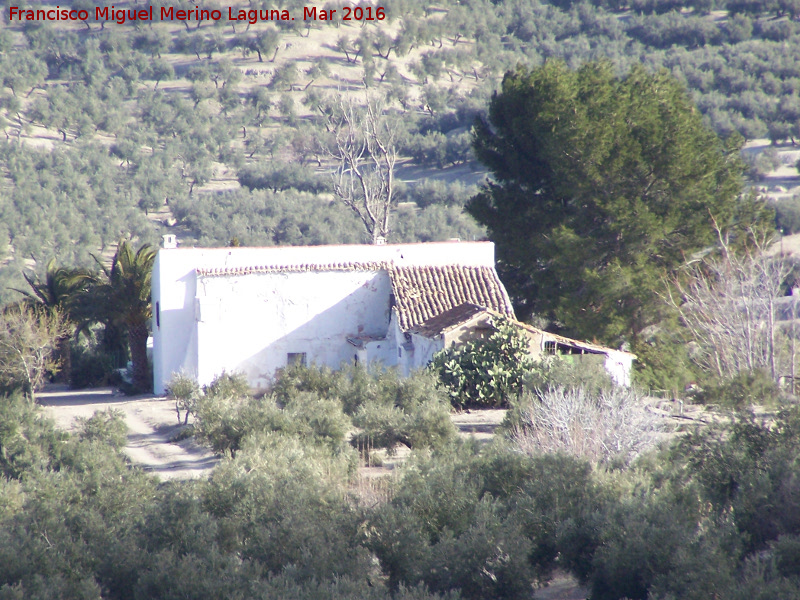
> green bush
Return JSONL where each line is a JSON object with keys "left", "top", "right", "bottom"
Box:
{"left": 397, "top": 179, "right": 475, "bottom": 209}
{"left": 69, "top": 342, "right": 115, "bottom": 389}
{"left": 271, "top": 364, "right": 348, "bottom": 405}
{"left": 281, "top": 391, "right": 352, "bottom": 447}
{"left": 692, "top": 369, "right": 782, "bottom": 408}
{"left": 774, "top": 195, "right": 800, "bottom": 234}
{"left": 431, "top": 319, "right": 533, "bottom": 408}
{"left": 524, "top": 354, "right": 613, "bottom": 395}
{"left": 370, "top": 448, "right": 536, "bottom": 599}
{"left": 195, "top": 388, "right": 353, "bottom": 455}
{"left": 76, "top": 408, "right": 127, "bottom": 450}
{"left": 201, "top": 437, "right": 364, "bottom": 581}
{"left": 194, "top": 393, "right": 248, "bottom": 454}
{"left": 403, "top": 400, "right": 456, "bottom": 451}
{"left": 0, "top": 392, "right": 68, "bottom": 479}
{"left": 203, "top": 371, "right": 251, "bottom": 399}
{"left": 166, "top": 372, "right": 201, "bottom": 425}
{"left": 352, "top": 401, "right": 406, "bottom": 451}
{"left": 349, "top": 373, "right": 456, "bottom": 453}
{"left": 773, "top": 534, "right": 800, "bottom": 578}
{"left": 238, "top": 162, "right": 330, "bottom": 194}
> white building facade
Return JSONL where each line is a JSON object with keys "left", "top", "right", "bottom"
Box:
{"left": 151, "top": 242, "right": 515, "bottom": 393}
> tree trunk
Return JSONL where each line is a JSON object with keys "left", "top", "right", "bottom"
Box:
{"left": 56, "top": 334, "right": 71, "bottom": 384}
{"left": 128, "top": 323, "right": 151, "bottom": 392}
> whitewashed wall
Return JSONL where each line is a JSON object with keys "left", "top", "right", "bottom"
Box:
{"left": 408, "top": 332, "right": 444, "bottom": 373}
{"left": 152, "top": 242, "right": 497, "bottom": 393}
{"left": 195, "top": 270, "right": 391, "bottom": 390}
{"left": 604, "top": 352, "right": 635, "bottom": 387}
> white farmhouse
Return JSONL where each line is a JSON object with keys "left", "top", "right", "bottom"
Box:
{"left": 151, "top": 241, "right": 514, "bottom": 393}
{"left": 151, "top": 240, "right": 634, "bottom": 393}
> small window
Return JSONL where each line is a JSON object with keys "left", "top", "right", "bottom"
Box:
{"left": 543, "top": 341, "right": 557, "bottom": 355}
{"left": 156, "top": 301, "right": 160, "bottom": 328}
{"left": 287, "top": 352, "right": 307, "bottom": 367}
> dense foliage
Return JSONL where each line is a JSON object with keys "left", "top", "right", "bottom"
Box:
{"left": 2, "top": 7, "right": 800, "bottom": 596}
{"left": 3, "top": 360, "right": 800, "bottom": 600}
{"left": 469, "top": 61, "right": 764, "bottom": 346}
{"left": 430, "top": 319, "right": 533, "bottom": 408}
{"left": 2, "top": 0, "right": 799, "bottom": 302}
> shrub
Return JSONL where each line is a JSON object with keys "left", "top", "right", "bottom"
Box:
{"left": 271, "top": 364, "right": 348, "bottom": 405}
{"left": 352, "top": 401, "right": 406, "bottom": 451}
{"left": 423, "top": 501, "right": 534, "bottom": 600}
{"left": 431, "top": 319, "right": 533, "bottom": 408}
{"left": 203, "top": 371, "right": 250, "bottom": 399}
{"left": 587, "top": 493, "right": 737, "bottom": 600}
{"left": 370, "top": 449, "right": 536, "bottom": 599}
{"left": 281, "top": 391, "right": 352, "bottom": 448}
{"left": 774, "top": 195, "right": 800, "bottom": 234}
{"left": 195, "top": 388, "right": 353, "bottom": 455}
{"left": 194, "top": 393, "right": 248, "bottom": 454}
{"left": 348, "top": 371, "right": 456, "bottom": 453}
{"left": 403, "top": 400, "right": 456, "bottom": 451}
{"left": 398, "top": 179, "right": 475, "bottom": 209}
{"left": 505, "top": 386, "right": 664, "bottom": 465}
{"left": 69, "top": 342, "right": 115, "bottom": 389}
{"left": 76, "top": 408, "right": 128, "bottom": 450}
{"left": 238, "top": 162, "right": 330, "bottom": 194}
{"left": 773, "top": 534, "right": 800, "bottom": 578}
{"left": 0, "top": 392, "right": 68, "bottom": 479}
{"left": 166, "top": 371, "right": 201, "bottom": 425}
{"left": 692, "top": 369, "right": 782, "bottom": 409}
{"left": 525, "top": 354, "right": 614, "bottom": 395}
{"left": 202, "top": 436, "right": 364, "bottom": 581}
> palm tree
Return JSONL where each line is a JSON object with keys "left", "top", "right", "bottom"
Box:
{"left": 14, "top": 258, "right": 96, "bottom": 384}
{"left": 92, "top": 240, "right": 157, "bottom": 393}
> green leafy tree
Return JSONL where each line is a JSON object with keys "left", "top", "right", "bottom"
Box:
{"left": 431, "top": 318, "right": 533, "bottom": 408}
{"left": 92, "top": 240, "right": 156, "bottom": 392}
{"left": 468, "top": 62, "right": 763, "bottom": 347}
{"left": 14, "top": 258, "right": 96, "bottom": 384}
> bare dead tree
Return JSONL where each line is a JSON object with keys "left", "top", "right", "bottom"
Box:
{"left": 668, "top": 228, "right": 792, "bottom": 383}
{"left": 325, "top": 95, "right": 398, "bottom": 244}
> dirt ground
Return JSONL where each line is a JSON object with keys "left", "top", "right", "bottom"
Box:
{"left": 38, "top": 386, "right": 218, "bottom": 480}
{"left": 38, "top": 388, "right": 512, "bottom": 481}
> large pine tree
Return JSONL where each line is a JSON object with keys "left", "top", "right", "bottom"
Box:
{"left": 468, "top": 61, "right": 767, "bottom": 347}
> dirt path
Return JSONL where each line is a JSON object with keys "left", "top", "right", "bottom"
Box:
{"left": 39, "top": 387, "right": 218, "bottom": 480}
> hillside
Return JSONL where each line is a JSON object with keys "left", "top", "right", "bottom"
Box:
{"left": 1, "top": 0, "right": 800, "bottom": 301}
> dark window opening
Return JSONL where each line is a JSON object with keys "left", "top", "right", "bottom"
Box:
{"left": 287, "top": 352, "right": 307, "bottom": 367}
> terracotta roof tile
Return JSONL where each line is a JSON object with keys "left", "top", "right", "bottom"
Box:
{"left": 409, "top": 303, "right": 492, "bottom": 337}
{"left": 389, "top": 265, "right": 515, "bottom": 331}
{"left": 196, "top": 261, "right": 516, "bottom": 333}
{"left": 196, "top": 261, "right": 389, "bottom": 277}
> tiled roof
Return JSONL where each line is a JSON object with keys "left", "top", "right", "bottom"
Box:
{"left": 195, "top": 261, "right": 516, "bottom": 334}
{"left": 409, "top": 303, "right": 492, "bottom": 338}
{"left": 196, "top": 261, "right": 388, "bottom": 277}
{"left": 514, "top": 321, "right": 637, "bottom": 358}
{"left": 389, "top": 265, "right": 514, "bottom": 331}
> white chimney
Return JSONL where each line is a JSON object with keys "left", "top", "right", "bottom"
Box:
{"left": 162, "top": 234, "right": 178, "bottom": 249}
